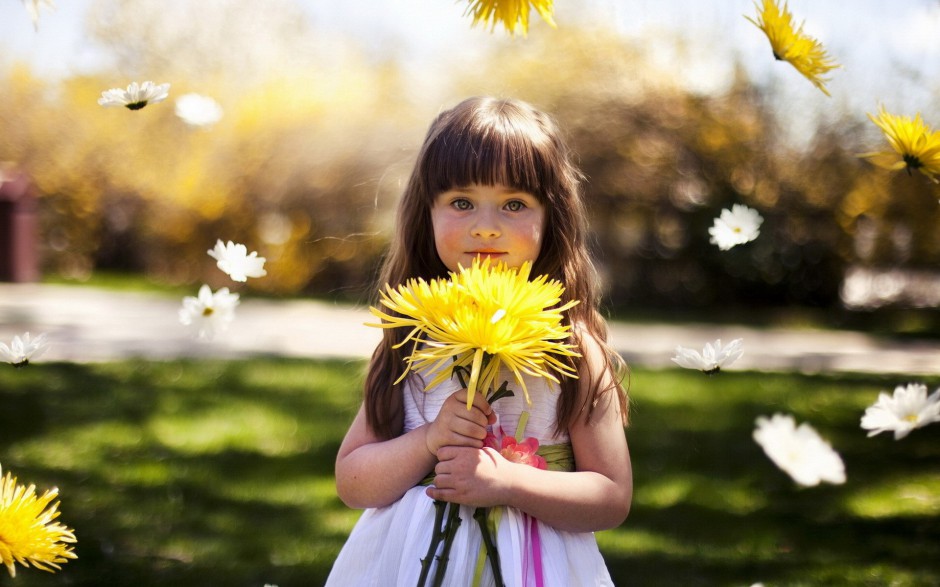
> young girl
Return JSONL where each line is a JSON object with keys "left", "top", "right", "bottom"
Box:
{"left": 326, "top": 96, "right": 632, "bottom": 586}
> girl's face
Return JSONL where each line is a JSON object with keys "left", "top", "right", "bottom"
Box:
{"left": 431, "top": 183, "right": 546, "bottom": 272}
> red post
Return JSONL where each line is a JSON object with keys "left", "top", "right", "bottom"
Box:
{"left": 0, "top": 167, "right": 40, "bottom": 283}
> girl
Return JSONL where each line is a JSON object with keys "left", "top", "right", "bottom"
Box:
{"left": 326, "top": 96, "right": 632, "bottom": 586}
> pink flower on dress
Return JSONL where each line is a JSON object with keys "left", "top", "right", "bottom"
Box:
{"left": 491, "top": 435, "right": 547, "bottom": 470}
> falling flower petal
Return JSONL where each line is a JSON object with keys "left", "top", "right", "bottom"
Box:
{"left": 0, "top": 464, "right": 77, "bottom": 577}
{"left": 745, "top": 0, "right": 840, "bottom": 96}
{"left": 178, "top": 284, "right": 240, "bottom": 341}
{"left": 753, "top": 414, "right": 846, "bottom": 487}
{"left": 207, "top": 240, "right": 267, "bottom": 282}
{"left": 175, "top": 93, "right": 224, "bottom": 127}
{"left": 708, "top": 204, "right": 763, "bottom": 251}
{"left": 0, "top": 332, "right": 49, "bottom": 368}
{"left": 858, "top": 105, "right": 940, "bottom": 183}
{"left": 464, "top": 0, "right": 556, "bottom": 36}
{"left": 860, "top": 383, "right": 940, "bottom": 440}
{"left": 97, "top": 81, "right": 170, "bottom": 110}
{"left": 671, "top": 338, "right": 743, "bottom": 374}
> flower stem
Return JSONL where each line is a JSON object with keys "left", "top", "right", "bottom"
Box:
{"left": 418, "top": 499, "right": 447, "bottom": 587}
{"left": 474, "top": 507, "right": 506, "bottom": 587}
{"left": 431, "top": 502, "right": 462, "bottom": 587}
{"left": 486, "top": 379, "right": 514, "bottom": 404}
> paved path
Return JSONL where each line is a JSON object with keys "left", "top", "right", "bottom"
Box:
{"left": 1, "top": 283, "right": 939, "bottom": 376}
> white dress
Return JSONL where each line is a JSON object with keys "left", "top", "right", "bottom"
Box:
{"left": 325, "top": 367, "right": 614, "bottom": 587}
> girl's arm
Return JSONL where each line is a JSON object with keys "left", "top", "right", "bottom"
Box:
{"left": 427, "top": 333, "right": 633, "bottom": 532}
{"left": 335, "top": 389, "right": 495, "bottom": 509}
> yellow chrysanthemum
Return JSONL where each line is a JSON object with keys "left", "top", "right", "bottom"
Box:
{"left": 369, "top": 259, "right": 579, "bottom": 408}
{"left": 745, "top": 0, "right": 840, "bottom": 96}
{"left": 464, "top": 0, "right": 556, "bottom": 37}
{"left": 0, "top": 465, "right": 77, "bottom": 577}
{"left": 859, "top": 106, "right": 940, "bottom": 183}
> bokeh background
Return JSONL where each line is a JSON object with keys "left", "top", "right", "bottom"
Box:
{"left": 3, "top": 3, "right": 940, "bottom": 586}
{"left": 2, "top": 0, "right": 939, "bottom": 327}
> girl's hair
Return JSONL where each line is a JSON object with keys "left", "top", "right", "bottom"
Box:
{"left": 365, "top": 96, "right": 628, "bottom": 439}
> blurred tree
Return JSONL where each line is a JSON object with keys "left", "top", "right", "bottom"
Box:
{"left": 1, "top": 17, "right": 938, "bottom": 315}
{"left": 450, "top": 27, "right": 940, "bottom": 313}
{"left": 0, "top": 1, "right": 416, "bottom": 300}
{"left": 86, "top": 0, "right": 335, "bottom": 85}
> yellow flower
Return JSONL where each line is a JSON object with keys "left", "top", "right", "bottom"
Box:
{"left": 369, "top": 259, "right": 579, "bottom": 408}
{"left": 745, "top": 0, "right": 840, "bottom": 96}
{"left": 464, "top": 0, "right": 557, "bottom": 37}
{"left": 0, "top": 465, "right": 77, "bottom": 577}
{"left": 859, "top": 106, "right": 940, "bottom": 183}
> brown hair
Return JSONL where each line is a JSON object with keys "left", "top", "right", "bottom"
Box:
{"left": 365, "top": 96, "right": 627, "bottom": 439}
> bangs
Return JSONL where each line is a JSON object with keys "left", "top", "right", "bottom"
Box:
{"left": 420, "top": 106, "right": 553, "bottom": 199}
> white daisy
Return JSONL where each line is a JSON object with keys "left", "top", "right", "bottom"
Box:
{"left": 0, "top": 332, "right": 49, "bottom": 368}
{"left": 97, "top": 81, "right": 171, "bottom": 110}
{"left": 753, "top": 414, "right": 846, "bottom": 487}
{"left": 207, "top": 240, "right": 267, "bottom": 282}
{"left": 178, "top": 284, "right": 240, "bottom": 341}
{"left": 860, "top": 383, "right": 940, "bottom": 440}
{"left": 708, "top": 204, "right": 763, "bottom": 251}
{"left": 175, "top": 93, "right": 224, "bottom": 127}
{"left": 671, "top": 338, "right": 743, "bottom": 374}
{"left": 22, "top": 0, "right": 55, "bottom": 29}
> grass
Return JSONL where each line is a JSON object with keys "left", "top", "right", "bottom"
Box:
{"left": 1, "top": 360, "right": 938, "bottom": 586}
{"left": 41, "top": 271, "right": 193, "bottom": 297}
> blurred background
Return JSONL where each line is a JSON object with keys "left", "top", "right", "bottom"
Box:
{"left": 1, "top": 0, "right": 939, "bottom": 329}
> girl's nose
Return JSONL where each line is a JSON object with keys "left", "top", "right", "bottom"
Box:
{"left": 471, "top": 215, "right": 500, "bottom": 239}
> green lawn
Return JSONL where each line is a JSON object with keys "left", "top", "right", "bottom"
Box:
{"left": 1, "top": 360, "right": 938, "bottom": 586}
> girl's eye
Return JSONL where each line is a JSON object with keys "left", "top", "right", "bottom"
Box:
{"left": 452, "top": 198, "right": 472, "bottom": 211}
{"left": 505, "top": 200, "right": 526, "bottom": 212}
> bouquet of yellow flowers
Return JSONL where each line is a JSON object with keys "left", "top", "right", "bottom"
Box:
{"left": 369, "top": 258, "right": 580, "bottom": 409}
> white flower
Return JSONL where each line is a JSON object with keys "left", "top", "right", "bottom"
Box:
{"left": 709, "top": 204, "right": 763, "bottom": 250}
{"left": 97, "top": 81, "right": 171, "bottom": 110}
{"left": 178, "top": 284, "right": 240, "bottom": 340}
{"left": 22, "top": 0, "right": 55, "bottom": 29}
{"left": 671, "top": 338, "right": 743, "bottom": 374}
{"left": 860, "top": 383, "right": 940, "bottom": 440}
{"left": 753, "top": 414, "right": 846, "bottom": 487}
{"left": 207, "top": 240, "right": 267, "bottom": 282}
{"left": 0, "top": 332, "right": 49, "bottom": 367}
{"left": 175, "top": 93, "right": 224, "bottom": 127}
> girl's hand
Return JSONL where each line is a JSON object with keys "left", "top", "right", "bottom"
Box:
{"left": 425, "top": 446, "right": 512, "bottom": 507}
{"left": 424, "top": 389, "right": 495, "bottom": 455}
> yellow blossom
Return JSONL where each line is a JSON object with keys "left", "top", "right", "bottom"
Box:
{"left": 859, "top": 106, "right": 940, "bottom": 183}
{"left": 745, "top": 0, "right": 840, "bottom": 96}
{"left": 369, "top": 259, "right": 579, "bottom": 408}
{"left": 464, "top": 0, "right": 556, "bottom": 37}
{"left": 0, "top": 465, "right": 77, "bottom": 577}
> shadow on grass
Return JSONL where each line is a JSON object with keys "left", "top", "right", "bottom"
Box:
{"left": 1, "top": 359, "right": 364, "bottom": 586}
{"left": 1, "top": 362, "right": 938, "bottom": 586}
{"left": 602, "top": 369, "right": 940, "bottom": 586}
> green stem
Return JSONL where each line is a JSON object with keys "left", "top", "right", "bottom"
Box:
{"left": 454, "top": 357, "right": 515, "bottom": 404}
{"left": 473, "top": 507, "right": 506, "bottom": 587}
{"left": 486, "top": 379, "right": 514, "bottom": 404}
{"left": 454, "top": 363, "right": 470, "bottom": 389}
{"left": 431, "top": 502, "right": 462, "bottom": 587}
{"left": 417, "top": 499, "right": 447, "bottom": 587}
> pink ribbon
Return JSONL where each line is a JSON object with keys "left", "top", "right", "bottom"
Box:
{"left": 522, "top": 514, "right": 544, "bottom": 587}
